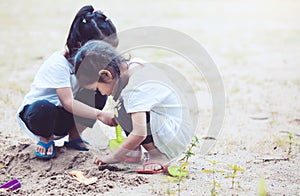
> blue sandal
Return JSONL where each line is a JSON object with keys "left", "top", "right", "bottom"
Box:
{"left": 64, "top": 138, "right": 90, "bottom": 151}
{"left": 34, "top": 141, "right": 55, "bottom": 159}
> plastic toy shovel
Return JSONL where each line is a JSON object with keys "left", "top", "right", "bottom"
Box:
{"left": 0, "top": 179, "right": 21, "bottom": 192}
{"left": 109, "top": 125, "right": 126, "bottom": 151}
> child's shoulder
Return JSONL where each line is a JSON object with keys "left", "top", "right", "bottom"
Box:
{"left": 51, "top": 50, "right": 67, "bottom": 60}
{"left": 36, "top": 50, "right": 73, "bottom": 74}
{"left": 43, "top": 50, "right": 69, "bottom": 66}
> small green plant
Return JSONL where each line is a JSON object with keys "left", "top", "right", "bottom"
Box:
{"left": 288, "top": 133, "right": 293, "bottom": 155}
{"left": 159, "top": 162, "right": 189, "bottom": 196}
{"left": 175, "top": 136, "right": 199, "bottom": 195}
{"left": 179, "top": 136, "right": 199, "bottom": 164}
{"left": 225, "top": 164, "right": 245, "bottom": 190}
{"left": 160, "top": 136, "right": 199, "bottom": 196}
{"left": 258, "top": 177, "right": 267, "bottom": 196}
{"left": 202, "top": 160, "right": 225, "bottom": 196}
{"left": 176, "top": 162, "right": 190, "bottom": 195}
{"left": 278, "top": 131, "right": 300, "bottom": 155}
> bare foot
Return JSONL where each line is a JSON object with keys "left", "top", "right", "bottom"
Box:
{"left": 123, "top": 146, "right": 142, "bottom": 163}
{"left": 37, "top": 136, "right": 54, "bottom": 156}
{"left": 142, "top": 142, "right": 170, "bottom": 164}
{"left": 146, "top": 149, "right": 169, "bottom": 165}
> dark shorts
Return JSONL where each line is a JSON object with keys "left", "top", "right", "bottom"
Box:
{"left": 19, "top": 89, "right": 107, "bottom": 138}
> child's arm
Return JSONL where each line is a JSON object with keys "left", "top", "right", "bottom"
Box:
{"left": 94, "top": 112, "right": 147, "bottom": 164}
{"left": 56, "top": 87, "right": 117, "bottom": 126}
{"left": 117, "top": 111, "right": 147, "bottom": 150}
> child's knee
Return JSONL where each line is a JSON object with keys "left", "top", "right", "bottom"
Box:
{"left": 23, "top": 100, "right": 56, "bottom": 136}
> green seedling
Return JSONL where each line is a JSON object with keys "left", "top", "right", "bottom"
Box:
{"left": 225, "top": 164, "right": 245, "bottom": 190}
{"left": 109, "top": 125, "right": 126, "bottom": 151}
{"left": 169, "top": 136, "right": 199, "bottom": 178}
{"left": 202, "top": 160, "right": 225, "bottom": 196}
{"left": 288, "top": 133, "right": 293, "bottom": 155}
{"left": 161, "top": 136, "right": 199, "bottom": 196}
{"left": 162, "top": 164, "right": 189, "bottom": 196}
{"left": 179, "top": 136, "right": 199, "bottom": 163}
{"left": 173, "top": 136, "right": 199, "bottom": 176}
{"left": 258, "top": 177, "right": 267, "bottom": 196}
{"left": 176, "top": 162, "right": 189, "bottom": 196}
{"left": 168, "top": 162, "right": 189, "bottom": 178}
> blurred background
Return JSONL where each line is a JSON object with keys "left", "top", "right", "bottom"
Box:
{"left": 0, "top": 0, "right": 299, "bottom": 147}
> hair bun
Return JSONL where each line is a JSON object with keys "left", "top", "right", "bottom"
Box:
{"left": 93, "top": 11, "right": 107, "bottom": 21}
{"left": 66, "top": 5, "right": 118, "bottom": 58}
{"left": 81, "top": 5, "right": 94, "bottom": 14}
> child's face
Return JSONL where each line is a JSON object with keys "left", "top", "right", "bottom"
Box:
{"left": 84, "top": 80, "right": 115, "bottom": 96}
{"left": 83, "top": 69, "right": 117, "bottom": 95}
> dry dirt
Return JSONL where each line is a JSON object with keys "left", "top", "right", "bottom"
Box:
{"left": 0, "top": 0, "right": 299, "bottom": 195}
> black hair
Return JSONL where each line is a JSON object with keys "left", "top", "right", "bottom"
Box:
{"left": 66, "top": 5, "right": 118, "bottom": 60}
{"left": 74, "top": 40, "right": 125, "bottom": 86}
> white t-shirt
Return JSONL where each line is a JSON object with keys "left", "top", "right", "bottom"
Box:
{"left": 16, "top": 51, "right": 79, "bottom": 140}
{"left": 120, "top": 61, "right": 193, "bottom": 159}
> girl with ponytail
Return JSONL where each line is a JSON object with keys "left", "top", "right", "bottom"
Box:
{"left": 16, "top": 5, "right": 118, "bottom": 159}
{"left": 66, "top": 5, "right": 118, "bottom": 59}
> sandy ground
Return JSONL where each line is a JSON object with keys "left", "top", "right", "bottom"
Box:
{"left": 0, "top": 0, "right": 300, "bottom": 195}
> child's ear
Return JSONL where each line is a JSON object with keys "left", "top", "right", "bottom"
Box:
{"left": 99, "top": 70, "right": 113, "bottom": 82}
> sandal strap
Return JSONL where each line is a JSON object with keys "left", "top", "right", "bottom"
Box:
{"left": 68, "top": 138, "right": 90, "bottom": 145}
{"left": 37, "top": 141, "right": 55, "bottom": 150}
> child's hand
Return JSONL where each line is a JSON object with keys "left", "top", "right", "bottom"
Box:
{"left": 97, "top": 112, "right": 118, "bottom": 126}
{"left": 93, "top": 156, "right": 106, "bottom": 165}
{"left": 93, "top": 154, "right": 119, "bottom": 165}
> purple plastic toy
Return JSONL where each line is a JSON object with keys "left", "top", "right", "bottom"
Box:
{"left": 0, "top": 179, "right": 21, "bottom": 191}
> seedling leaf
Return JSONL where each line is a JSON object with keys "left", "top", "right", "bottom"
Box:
{"left": 227, "top": 164, "right": 245, "bottom": 172}
{"left": 207, "top": 159, "right": 218, "bottom": 165}
{"left": 179, "top": 162, "right": 189, "bottom": 168}
{"left": 202, "top": 169, "right": 214, "bottom": 173}
{"left": 216, "top": 170, "right": 226, "bottom": 173}
{"left": 258, "top": 177, "right": 267, "bottom": 196}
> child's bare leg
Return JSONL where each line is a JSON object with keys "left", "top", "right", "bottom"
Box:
{"left": 125, "top": 146, "right": 142, "bottom": 158}
{"left": 68, "top": 123, "right": 88, "bottom": 148}
{"left": 37, "top": 135, "right": 54, "bottom": 155}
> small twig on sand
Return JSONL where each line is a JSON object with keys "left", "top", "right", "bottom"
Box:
{"left": 261, "top": 157, "right": 289, "bottom": 163}
{"left": 202, "top": 137, "right": 216, "bottom": 140}
{"left": 98, "top": 164, "right": 128, "bottom": 172}
{"left": 250, "top": 116, "right": 268, "bottom": 120}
